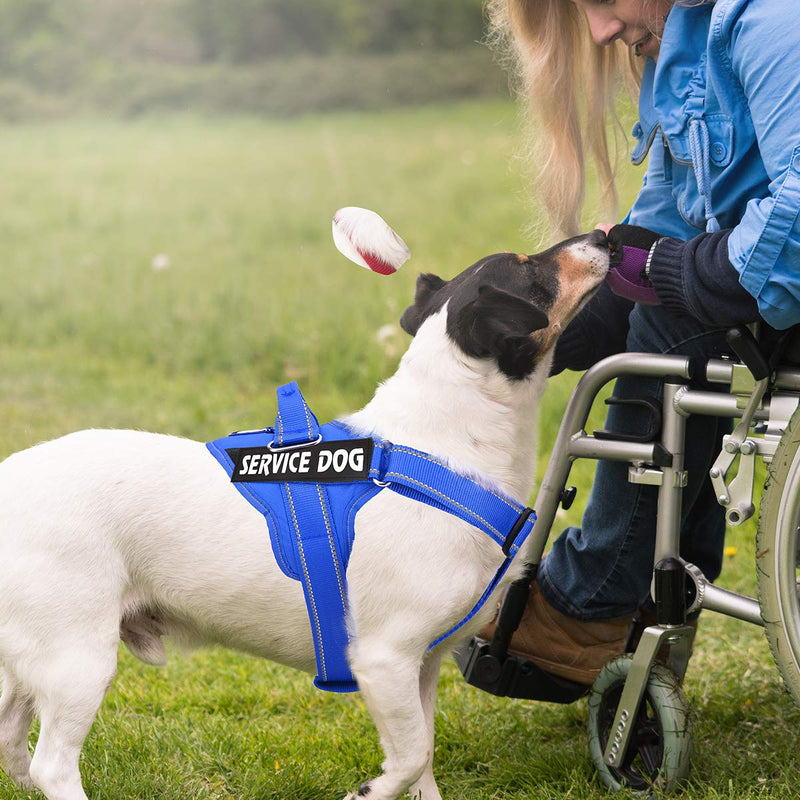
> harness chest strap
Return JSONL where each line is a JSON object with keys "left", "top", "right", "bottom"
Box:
{"left": 207, "top": 382, "right": 536, "bottom": 692}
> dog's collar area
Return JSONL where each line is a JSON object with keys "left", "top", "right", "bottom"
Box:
{"left": 207, "top": 381, "right": 537, "bottom": 692}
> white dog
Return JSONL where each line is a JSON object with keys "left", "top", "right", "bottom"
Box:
{"left": 0, "top": 232, "right": 609, "bottom": 800}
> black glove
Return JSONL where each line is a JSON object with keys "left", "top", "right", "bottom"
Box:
{"left": 607, "top": 224, "right": 662, "bottom": 251}
{"left": 605, "top": 224, "right": 663, "bottom": 305}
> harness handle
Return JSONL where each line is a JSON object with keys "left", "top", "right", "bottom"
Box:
{"left": 272, "top": 382, "right": 321, "bottom": 448}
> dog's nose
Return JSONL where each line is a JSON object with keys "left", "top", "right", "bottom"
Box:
{"left": 588, "top": 228, "right": 608, "bottom": 247}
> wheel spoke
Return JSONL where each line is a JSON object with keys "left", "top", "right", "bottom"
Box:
{"left": 638, "top": 738, "right": 661, "bottom": 777}
{"left": 620, "top": 724, "right": 659, "bottom": 774}
{"left": 636, "top": 719, "right": 660, "bottom": 746}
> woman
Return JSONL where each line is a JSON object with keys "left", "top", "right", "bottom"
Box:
{"left": 486, "top": 0, "right": 800, "bottom": 685}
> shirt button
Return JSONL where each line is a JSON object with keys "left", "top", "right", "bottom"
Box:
{"left": 712, "top": 142, "right": 727, "bottom": 162}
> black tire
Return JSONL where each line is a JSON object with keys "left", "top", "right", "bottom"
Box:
{"left": 757, "top": 404, "right": 800, "bottom": 706}
{"left": 588, "top": 655, "right": 692, "bottom": 793}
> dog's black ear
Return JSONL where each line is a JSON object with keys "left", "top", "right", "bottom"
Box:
{"left": 400, "top": 273, "right": 448, "bottom": 336}
{"left": 449, "top": 284, "right": 549, "bottom": 367}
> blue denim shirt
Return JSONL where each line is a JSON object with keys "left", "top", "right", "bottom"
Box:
{"left": 626, "top": 0, "right": 800, "bottom": 330}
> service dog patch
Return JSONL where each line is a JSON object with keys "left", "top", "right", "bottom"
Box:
{"left": 227, "top": 439, "right": 374, "bottom": 483}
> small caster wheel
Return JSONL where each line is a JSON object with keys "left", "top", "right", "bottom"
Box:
{"left": 588, "top": 655, "right": 692, "bottom": 793}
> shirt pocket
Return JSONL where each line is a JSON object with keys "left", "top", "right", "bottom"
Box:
{"left": 660, "top": 114, "right": 734, "bottom": 167}
{"left": 631, "top": 119, "right": 661, "bottom": 166}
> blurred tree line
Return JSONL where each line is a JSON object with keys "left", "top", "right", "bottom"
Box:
{"left": 0, "top": 0, "right": 486, "bottom": 73}
{"left": 188, "top": 0, "right": 486, "bottom": 61}
{"left": 0, "top": 0, "right": 505, "bottom": 119}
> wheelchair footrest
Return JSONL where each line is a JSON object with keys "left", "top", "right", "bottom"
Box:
{"left": 454, "top": 637, "right": 589, "bottom": 704}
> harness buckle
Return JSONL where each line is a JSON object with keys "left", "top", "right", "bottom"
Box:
{"left": 268, "top": 434, "right": 323, "bottom": 451}
{"left": 502, "top": 507, "right": 535, "bottom": 556}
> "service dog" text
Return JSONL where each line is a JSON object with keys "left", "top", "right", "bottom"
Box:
{"left": 228, "top": 439, "right": 374, "bottom": 483}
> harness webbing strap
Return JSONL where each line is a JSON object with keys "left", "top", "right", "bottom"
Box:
{"left": 372, "top": 445, "right": 534, "bottom": 557}
{"left": 283, "top": 482, "right": 356, "bottom": 691}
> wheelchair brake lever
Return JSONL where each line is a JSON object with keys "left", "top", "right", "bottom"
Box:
{"left": 709, "top": 373, "right": 769, "bottom": 525}
{"left": 725, "top": 325, "right": 771, "bottom": 381}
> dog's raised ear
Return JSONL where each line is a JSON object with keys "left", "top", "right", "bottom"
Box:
{"left": 448, "top": 285, "right": 549, "bottom": 376}
{"left": 400, "top": 272, "right": 448, "bottom": 336}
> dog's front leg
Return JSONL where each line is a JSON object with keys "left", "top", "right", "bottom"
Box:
{"left": 407, "top": 650, "right": 443, "bottom": 800}
{"left": 344, "top": 644, "right": 436, "bottom": 800}
{"left": 0, "top": 671, "right": 35, "bottom": 789}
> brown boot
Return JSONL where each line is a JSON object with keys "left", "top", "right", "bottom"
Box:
{"left": 481, "top": 579, "right": 631, "bottom": 686}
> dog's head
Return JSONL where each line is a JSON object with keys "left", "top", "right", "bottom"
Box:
{"left": 400, "top": 230, "right": 610, "bottom": 379}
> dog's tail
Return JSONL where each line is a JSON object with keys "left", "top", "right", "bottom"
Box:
{"left": 120, "top": 612, "right": 168, "bottom": 666}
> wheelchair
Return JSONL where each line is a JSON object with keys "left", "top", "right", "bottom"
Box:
{"left": 456, "top": 323, "right": 800, "bottom": 792}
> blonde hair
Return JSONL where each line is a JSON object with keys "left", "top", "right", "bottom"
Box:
{"left": 486, "top": 0, "right": 646, "bottom": 239}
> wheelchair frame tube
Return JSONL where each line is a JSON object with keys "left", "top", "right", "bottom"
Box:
{"left": 701, "top": 583, "right": 763, "bottom": 626}
{"left": 674, "top": 389, "right": 770, "bottom": 420}
{"left": 706, "top": 358, "right": 800, "bottom": 391}
{"left": 528, "top": 353, "right": 693, "bottom": 564}
{"left": 654, "top": 381, "right": 687, "bottom": 566}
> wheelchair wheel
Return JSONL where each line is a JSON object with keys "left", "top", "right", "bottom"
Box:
{"left": 757, "top": 405, "right": 800, "bottom": 707}
{"left": 588, "top": 655, "right": 692, "bottom": 793}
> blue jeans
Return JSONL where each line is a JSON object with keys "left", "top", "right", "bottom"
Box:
{"left": 541, "top": 291, "right": 733, "bottom": 620}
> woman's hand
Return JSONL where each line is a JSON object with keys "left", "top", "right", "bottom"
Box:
{"left": 603, "top": 224, "right": 662, "bottom": 305}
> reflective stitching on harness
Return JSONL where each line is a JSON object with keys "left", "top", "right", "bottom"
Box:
{"left": 276, "top": 413, "right": 285, "bottom": 443}
{"left": 285, "top": 485, "right": 327, "bottom": 680}
{"left": 390, "top": 446, "right": 523, "bottom": 513}
{"left": 317, "top": 483, "right": 347, "bottom": 604}
{"left": 383, "top": 470, "right": 504, "bottom": 542}
{"left": 303, "top": 404, "right": 315, "bottom": 441}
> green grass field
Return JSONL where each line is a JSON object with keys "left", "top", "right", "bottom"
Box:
{"left": 1, "top": 99, "right": 799, "bottom": 799}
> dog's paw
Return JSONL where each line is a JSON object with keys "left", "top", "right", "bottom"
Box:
{"left": 342, "top": 780, "right": 373, "bottom": 800}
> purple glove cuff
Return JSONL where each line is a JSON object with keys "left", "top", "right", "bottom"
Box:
{"left": 605, "top": 244, "right": 660, "bottom": 305}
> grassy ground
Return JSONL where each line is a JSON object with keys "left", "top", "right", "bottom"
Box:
{"left": 1, "top": 100, "right": 799, "bottom": 798}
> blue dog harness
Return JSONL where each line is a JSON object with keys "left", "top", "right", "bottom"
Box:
{"left": 207, "top": 382, "right": 535, "bottom": 692}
